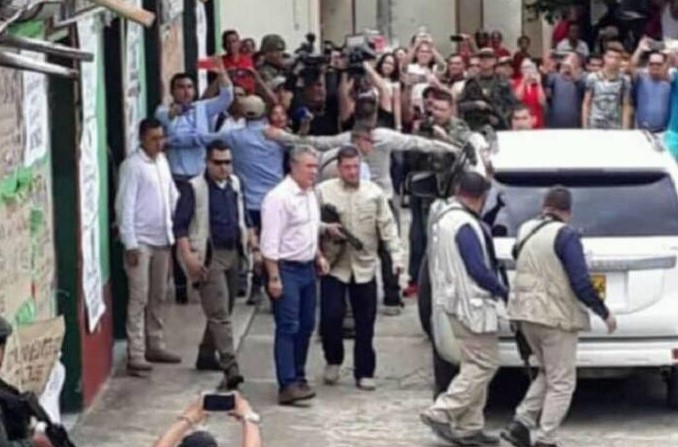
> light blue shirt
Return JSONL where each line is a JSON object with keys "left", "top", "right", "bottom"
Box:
{"left": 155, "top": 86, "right": 233, "bottom": 177}
{"left": 214, "top": 119, "right": 286, "bottom": 211}
{"left": 360, "top": 162, "right": 371, "bottom": 180}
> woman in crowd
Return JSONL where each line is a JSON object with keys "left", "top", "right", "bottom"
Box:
{"left": 513, "top": 58, "right": 546, "bottom": 129}
{"left": 375, "top": 52, "right": 403, "bottom": 131}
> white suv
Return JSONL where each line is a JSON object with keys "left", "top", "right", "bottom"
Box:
{"left": 419, "top": 129, "right": 678, "bottom": 408}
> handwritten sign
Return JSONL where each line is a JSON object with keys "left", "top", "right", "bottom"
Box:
{"left": 0, "top": 65, "right": 24, "bottom": 179}
{"left": 160, "top": 20, "right": 185, "bottom": 104}
{"left": 77, "top": 17, "right": 105, "bottom": 331}
{"left": 0, "top": 200, "right": 32, "bottom": 320}
{"left": 22, "top": 51, "right": 49, "bottom": 167}
{"left": 0, "top": 317, "right": 65, "bottom": 394}
{"left": 30, "top": 166, "right": 56, "bottom": 319}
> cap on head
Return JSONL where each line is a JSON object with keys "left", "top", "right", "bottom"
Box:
{"left": 456, "top": 171, "right": 491, "bottom": 199}
{"left": 260, "top": 34, "right": 286, "bottom": 53}
{"left": 240, "top": 95, "right": 266, "bottom": 119}
{"left": 498, "top": 56, "right": 512, "bottom": 66}
{"left": 270, "top": 76, "right": 287, "bottom": 91}
{"left": 0, "top": 316, "right": 13, "bottom": 341}
{"left": 178, "top": 431, "right": 218, "bottom": 447}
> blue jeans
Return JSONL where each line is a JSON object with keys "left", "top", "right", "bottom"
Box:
{"left": 272, "top": 261, "right": 317, "bottom": 389}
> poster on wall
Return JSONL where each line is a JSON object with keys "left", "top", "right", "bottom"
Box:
{"left": 22, "top": 51, "right": 49, "bottom": 167}
{"left": 125, "top": 0, "right": 144, "bottom": 155}
{"left": 195, "top": 0, "right": 208, "bottom": 93}
{"left": 77, "top": 17, "right": 105, "bottom": 332}
{"left": 0, "top": 67, "right": 24, "bottom": 179}
{"left": 0, "top": 316, "right": 65, "bottom": 394}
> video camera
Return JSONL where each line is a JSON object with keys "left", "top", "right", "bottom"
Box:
{"left": 343, "top": 34, "right": 377, "bottom": 78}
{"left": 289, "top": 33, "right": 332, "bottom": 87}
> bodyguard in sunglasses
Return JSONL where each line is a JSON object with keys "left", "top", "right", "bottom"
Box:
{"left": 173, "top": 140, "right": 260, "bottom": 392}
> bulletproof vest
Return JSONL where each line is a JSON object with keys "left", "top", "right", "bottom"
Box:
{"left": 0, "top": 379, "right": 30, "bottom": 441}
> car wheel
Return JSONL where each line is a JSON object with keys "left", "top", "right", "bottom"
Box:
{"left": 667, "top": 366, "right": 678, "bottom": 410}
{"left": 433, "top": 343, "right": 459, "bottom": 399}
{"left": 417, "top": 255, "right": 432, "bottom": 338}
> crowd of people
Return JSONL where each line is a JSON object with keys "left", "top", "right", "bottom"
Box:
{"left": 109, "top": 7, "right": 678, "bottom": 445}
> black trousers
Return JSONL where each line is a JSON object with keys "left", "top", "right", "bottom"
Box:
{"left": 380, "top": 199, "right": 401, "bottom": 306}
{"left": 172, "top": 176, "right": 193, "bottom": 303}
{"left": 246, "top": 209, "right": 264, "bottom": 290}
{"left": 320, "top": 275, "right": 377, "bottom": 380}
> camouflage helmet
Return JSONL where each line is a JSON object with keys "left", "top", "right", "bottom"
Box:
{"left": 260, "top": 34, "right": 286, "bottom": 53}
{"left": 0, "top": 316, "right": 12, "bottom": 342}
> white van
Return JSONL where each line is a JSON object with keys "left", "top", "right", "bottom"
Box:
{"left": 419, "top": 129, "right": 678, "bottom": 408}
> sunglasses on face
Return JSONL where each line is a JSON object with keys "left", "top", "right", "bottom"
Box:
{"left": 211, "top": 159, "right": 232, "bottom": 166}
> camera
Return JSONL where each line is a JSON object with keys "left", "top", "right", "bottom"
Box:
{"left": 418, "top": 111, "right": 436, "bottom": 137}
{"left": 343, "top": 34, "right": 376, "bottom": 78}
{"left": 290, "top": 33, "right": 331, "bottom": 86}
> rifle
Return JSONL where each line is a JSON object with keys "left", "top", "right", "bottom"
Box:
{"left": 0, "top": 379, "right": 76, "bottom": 447}
{"left": 320, "top": 204, "right": 364, "bottom": 251}
{"left": 23, "top": 392, "right": 77, "bottom": 447}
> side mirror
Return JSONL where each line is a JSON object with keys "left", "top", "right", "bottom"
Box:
{"left": 405, "top": 171, "right": 440, "bottom": 199}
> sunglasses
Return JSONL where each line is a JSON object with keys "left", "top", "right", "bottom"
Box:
{"left": 211, "top": 159, "right": 232, "bottom": 166}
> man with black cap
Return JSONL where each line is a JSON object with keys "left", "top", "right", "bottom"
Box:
{"left": 501, "top": 186, "right": 617, "bottom": 447}
{"left": 419, "top": 171, "right": 506, "bottom": 447}
{"left": 458, "top": 47, "right": 519, "bottom": 131}
{"left": 0, "top": 317, "right": 53, "bottom": 447}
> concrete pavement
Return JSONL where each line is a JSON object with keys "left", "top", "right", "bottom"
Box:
{"left": 71, "top": 297, "right": 678, "bottom": 447}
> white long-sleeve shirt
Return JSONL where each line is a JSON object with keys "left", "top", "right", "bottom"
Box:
{"left": 115, "top": 149, "right": 178, "bottom": 250}
{"left": 260, "top": 176, "right": 320, "bottom": 262}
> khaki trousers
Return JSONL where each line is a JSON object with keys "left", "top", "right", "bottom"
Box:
{"left": 515, "top": 321, "right": 578, "bottom": 445}
{"left": 198, "top": 249, "right": 239, "bottom": 375}
{"left": 431, "top": 316, "right": 499, "bottom": 437}
{"left": 125, "top": 244, "right": 170, "bottom": 362}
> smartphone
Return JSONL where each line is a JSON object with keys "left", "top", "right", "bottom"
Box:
{"left": 203, "top": 392, "right": 236, "bottom": 412}
{"left": 450, "top": 34, "right": 464, "bottom": 43}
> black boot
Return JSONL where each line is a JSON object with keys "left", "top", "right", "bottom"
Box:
{"left": 500, "top": 420, "right": 531, "bottom": 447}
{"left": 195, "top": 350, "right": 221, "bottom": 371}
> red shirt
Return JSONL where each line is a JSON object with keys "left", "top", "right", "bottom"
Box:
{"left": 512, "top": 51, "right": 531, "bottom": 75}
{"left": 222, "top": 54, "right": 255, "bottom": 93}
{"left": 493, "top": 46, "right": 511, "bottom": 58}
{"left": 512, "top": 77, "right": 544, "bottom": 129}
{"left": 552, "top": 20, "right": 569, "bottom": 48}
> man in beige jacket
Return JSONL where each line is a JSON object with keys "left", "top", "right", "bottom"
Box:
{"left": 502, "top": 186, "right": 617, "bottom": 447}
{"left": 316, "top": 145, "right": 403, "bottom": 390}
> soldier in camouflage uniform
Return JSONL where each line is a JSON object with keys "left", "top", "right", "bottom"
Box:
{"left": 0, "top": 317, "right": 50, "bottom": 447}
{"left": 457, "top": 47, "right": 519, "bottom": 131}
{"left": 257, "top": 34, "right": 287, "bottom": 89}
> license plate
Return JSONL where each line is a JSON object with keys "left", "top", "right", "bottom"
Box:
{"left": 591, "top": 274, "right": 606, "bottom": 300}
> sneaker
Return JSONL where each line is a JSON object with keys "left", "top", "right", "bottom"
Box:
{"left": 356, "top": 377, "right": 376, "bottom": 390}
{"left": 146, "top": 349, "right": 182, "bottom": 364}
{"left": 382, "top": 305, "right": 402, "bottom": 316}
{"left": 324, "top": 365, "right": 341, "bottom": 385}
{"left": 278, "top": 384, "right": 315, "bottom": 406}
{"left": 297, "top": 382, "right": 317, "bottom": 400}
{"left": 403, "top": 282, "right": 418, "bottom": 298}
{"left": 419, "top": 408, "right": 454, "bottom": 443}
{"left": 500, "top": 420, "right": 531, "bottom": 447}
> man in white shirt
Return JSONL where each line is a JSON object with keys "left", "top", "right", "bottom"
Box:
{"left": 555, "top": 22, "right": 590, "bottom": 59}
{"left": 260, "top": 145, "right": 330, "bottom": 405}
{"left": 115, "top": 117, "right": 181, "bottom": 376}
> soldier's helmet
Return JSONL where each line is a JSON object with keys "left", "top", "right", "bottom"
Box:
{"left": 260, "top": 34, "right": 286, "bottom": 53}
{"left": 0, "top": 316, "right": 12, "bottom": 342}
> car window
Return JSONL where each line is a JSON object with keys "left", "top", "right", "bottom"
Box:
{"left": 483, "top": 171, "right": 678, "bottom": 237}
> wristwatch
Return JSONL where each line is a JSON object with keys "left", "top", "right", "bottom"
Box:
{"left": 239, "top": 410, "right": 261, "bottom": 425}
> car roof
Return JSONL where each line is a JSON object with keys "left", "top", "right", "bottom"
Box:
{"left": 492, "top": 130, "right": 671, "bottom": 171}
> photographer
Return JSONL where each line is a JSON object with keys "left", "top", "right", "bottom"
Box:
{"left": 152, "top": 392, "right": 261, "bottom": 447}
{"left": 512, "top": 58, "right": 546, "bottom": 129}
{"left": 0, "top": 317, "right": 53, "bottom": 447}
{"left": 546, "top": 52, "right": 586, "bottom": 129}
